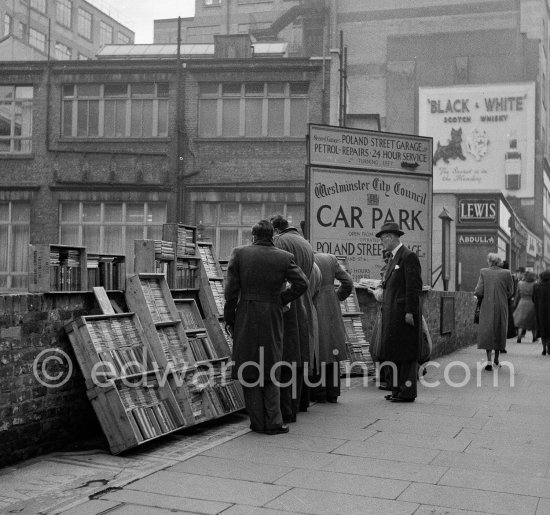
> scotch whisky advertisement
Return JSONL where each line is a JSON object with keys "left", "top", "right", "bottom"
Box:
{"left": 418, "top": 83, "right": 535, "bottom": 196}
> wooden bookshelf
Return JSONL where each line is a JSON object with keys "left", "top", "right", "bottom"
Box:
{"left": 65, "top": 310, "right": 191, "bottom": 454}
{"left": 161, "top": 224, "right": 201, "bottom": 291}
{"left": 29, "top": 243, "right": 87, "bottom": 293}
{"left": 87, "top": 253, "right": 126, "bottom": 291}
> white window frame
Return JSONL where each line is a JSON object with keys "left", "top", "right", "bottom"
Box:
{"left": 99, "top": 20, "right": 113, "bottom": 46}
{"left": 77, "top": 8, "right": 92, "bottom": 40}
{"left": 198, "top": 81, "right": 309, "bottom": 138}
{"left": 0, "top": 85, "right": 34, "bottom": 154}
{"left": 0, "top": 201, "right": 30, "bottom": 290}
{"left": 56, "top": 0, "right": 72, "bottom": 28}
{"left": 62, "top": 83, "right": 169, "bottom": 138}
{"left": 29, "top": 28, "right": 46, "bottom": 51}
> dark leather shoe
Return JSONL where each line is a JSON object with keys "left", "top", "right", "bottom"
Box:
{"left": 264, "top": 425, "right": 289, "bottom": 435}
{"left": 327, "top": 397, "right": 338, "bottom": 403}
{"left": 390, "top": 397, "right": 415, "bottom": 403}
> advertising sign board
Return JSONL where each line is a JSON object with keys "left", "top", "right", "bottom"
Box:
{"left": 418, "top": 83, "right": 535, "bottom": 196}
{"left": 308, "top": 167, "right": 431, "bottom": 283}
{"left": 309, "top": 124, "right": 432, "bottom": 175}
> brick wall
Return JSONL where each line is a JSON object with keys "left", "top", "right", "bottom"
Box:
{"left": 0, "top": 292, "right": 126, "bottom": 468}
{"left": 356, "top": 287, "right": 479, "bottom": 359}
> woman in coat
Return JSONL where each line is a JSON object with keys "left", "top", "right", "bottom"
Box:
{"left": 474, "top": 253, "right": 514, "bottom": 370}
{"left": 533, "top": 270, "right": 550, "bottom": 355}
{"left": 513, "top": 271, "right": 537, "bottom": 342}
{"left": 311, "top": 253, "right": 353, "bottom": 403}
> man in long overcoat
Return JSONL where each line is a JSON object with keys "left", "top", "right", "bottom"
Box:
{"left": 375, "top": 222, "right": 423, "bottom": 402}
{"left": 311, "top": 252, "right": 353, "bottom": 403}
{"left": 271, "top": 215, "right": 317, "bottom": 422}
{"left": 224, "top": 220, "right": 308, "bottom": 434}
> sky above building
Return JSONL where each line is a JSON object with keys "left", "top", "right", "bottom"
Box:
{"left": 87, "top": 0, "right": 196, "bottom": 43}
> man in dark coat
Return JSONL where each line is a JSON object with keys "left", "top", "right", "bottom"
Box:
{"left": 270, "top": 214, "right": 316, "bottom": 422}
{"left": 533, "top": 269, "right": 550, "bottom": 355}
{"left": 224, "top": 220, "right": 308, "bottom": 434}
{"left": 374, "top": 222, "right": 423, "bottom": 402}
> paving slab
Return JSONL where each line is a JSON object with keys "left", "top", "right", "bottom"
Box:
{"left": 265, "top": 487, "right": 419, "bottom": 514}
{"left": 439, "top": 467, "right": 550, "bottom": 499}
{"left": 274, "top": 468, "right": 410, "bottom": 499}
{"left": 170, "top": 455, "right": 293, "bottom": 483}
{"left": 323, "top": 454, "right": 447, "bottom": 484}
{"left": 398, "top": 483, "right": 539, "bottom": 515}
{"left": 332, "top": 439, "right": 441, "bottom": 464}
{"left": 125, "top": 470, "right": 290, "bottom": 506}
{"left": 100, "top": 489, "right": 231, "bottom": 514}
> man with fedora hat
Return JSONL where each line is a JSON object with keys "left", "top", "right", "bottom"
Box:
{"left": 374, "top": 222, "right": 423, "bottom": 402}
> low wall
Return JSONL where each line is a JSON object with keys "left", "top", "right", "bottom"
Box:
{"left": 0, "top": 289, "right": 477, "bottom": 468}
{"left": 0, "top": 292, "right": 125, "bottom": 468}
{"left": 356, "top": 287, "right": 478, "bottom": 359}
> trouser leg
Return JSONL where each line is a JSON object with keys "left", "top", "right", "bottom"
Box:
{"left": 325, "top": 362, "right": 341, "bottom": 400}
{"left": 242, "top": 385, "right": 265, "bottom": 432}
{"left": 263, "top": 381, "right": 283, "bottom": 430}
{"left": 396, "top": 360, "right": 418, "bottom": 399}
{"left": 279, "top": 365, "right": 296, "bottom": 421}
{"left": 293, "top": 366, "right": 304, "bottom": 414}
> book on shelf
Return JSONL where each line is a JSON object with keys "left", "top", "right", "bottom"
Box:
{"left": 175, "top": 260, "right": 198, "bottom": 289}
{"left": 188, "top": 332, "right": 217, "bottom": 361}
{"left": 176, "top": 301, "right": 203, "bottom": 330}
{"left": 209, "top": 279, "right": 225, "bottom": 316}
{"left": 154, "top": 240, "right": 175, "bottom": 261}
{"left": 198, "top": 244, "right": 223, "bottom": 279}
{"left": 177, "top": 226, "right": 197, "bottom": 256}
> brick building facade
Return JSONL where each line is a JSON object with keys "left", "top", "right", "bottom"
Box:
{"left": 0, "top": 43, "right": 328, "bottom": 290}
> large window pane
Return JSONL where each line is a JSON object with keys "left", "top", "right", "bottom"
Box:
{"left": 241, "top": 203, "right": 262, "bottom": 225}
{"left": 104, "top": 226, "right": 122, "bottom": 254}
{"left": 61, "top": 202, "right": 79, "bottom": 222}
{"left": 63, "top": 100, "right": 73, "bottom": 136}
{"left": 158, "top": 99, "right": 168, "bottom": 136}
{"left": 290, "top": 98, "right": 307, "bottom": 137}
{"left": 60, "top": 225, "right": 79, "bottom": 244}
{"left": 11, "top": 203, "right": 29, "bottom": 222}
{"left": 267, "top": 99, "right": 284, "bottom": 137}
{"left": 222, "top": 99, "right": 240, "bottom": 136}
{"left": 82, "top": 225, "right": 101, "bottom": 252}
{"left": 147, "top": 204, "right": 166, "bottom": 224}
{"left": 197, "top": 203, "right": 217, "bottom": 224}
{"left": 199, "top": 99, "right": 217, "bottom": 137}
{"left": 286, "top": 205, "right": 304, "bottom": 227}
{"left": 245, "top": 99, "right": 262, "bottom": 137}
{"left": 127, "top": 204, "right": 145, "bottom": 223}
{"left": 11, "top": 225, "right": 29, "bottom": 272}
{"left": 0, "top": 226, "right": 7, "bottom": 269}
{"left": 219, "top": 228, "right": 239, "bottom": 259}
{"left": 82, "top": 203, "right": 100, "bottom": 222}
{"left": 104, "top": 204, "right": 122, "bottom": 222}
{"left": 220, "top": 203, "right": 239, "bottom": 224}
{"left": 0, "top": 204, "right": 9, "bottom": 221}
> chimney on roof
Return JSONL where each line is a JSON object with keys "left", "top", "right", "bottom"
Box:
{"left": 214, "top": 34, "right": 253, "bottom": 58}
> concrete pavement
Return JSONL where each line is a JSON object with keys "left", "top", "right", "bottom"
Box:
{"left": 2, "top": 339, "right": 550, "bottom": 514}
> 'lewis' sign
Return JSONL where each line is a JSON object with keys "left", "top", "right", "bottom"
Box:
{"left": 458, "top": 199, "right": 497, "bottom": 223}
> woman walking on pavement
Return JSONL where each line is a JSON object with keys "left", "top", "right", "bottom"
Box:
{"left": 474, "top": 253, "right": 513, "bottom": 370}
{"left": 513, "top": 270, "right": 537, "bottom": 343}
{"left": 533, "top": 270, "right": 550, "bottom": 355}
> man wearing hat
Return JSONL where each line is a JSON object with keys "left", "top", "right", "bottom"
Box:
{"left": 375, "top": 222, "right": 423, "bottom": 402}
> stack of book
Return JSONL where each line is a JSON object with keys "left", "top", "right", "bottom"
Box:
{"left": 175, "top": 260, "right": 198, "bottom": 289}
{"left": 177, "top": 302, "right": 203, "bottom": 330}
{"left": 188, "top": 332, "right": 217, "bottom": 361}
{"left": 209, "top": 280, "right": 225, "bottom": 316}
{"left": 340, "top": 294, "right": 359, "bottom": 313}
{"left": 154, "top": 240, "right": 175, "bottom": 260}
{"left": 117, "top": 380, "right": 180, "bottom": 442}
{"left": 177, "top": 226, "right": 196, "bottom": 256}
{"left": 198, "top": 245, "right": 222, "bottom": 278}
{"left": 157, "top": 325, "right": 189, "bottom": 369}
{"left": 141, "top": 278, "right": 172, "bottom": 323}
{"left": 50, "top": 248, "right": 82, "bottom": 291}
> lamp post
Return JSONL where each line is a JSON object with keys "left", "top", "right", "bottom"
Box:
{"left": 439, "top": 208, "right": 453, "bottom": 291}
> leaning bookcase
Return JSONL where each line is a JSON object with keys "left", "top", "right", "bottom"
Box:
{"left": 335, "top": 256, "right": 373, "bottom": 376}
{"left": 65, "top": 312, "right": 188, "bottom": 454}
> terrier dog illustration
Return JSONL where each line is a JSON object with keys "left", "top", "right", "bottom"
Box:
{"left": 433, "top": 127, "right": 467, "bottom": 164}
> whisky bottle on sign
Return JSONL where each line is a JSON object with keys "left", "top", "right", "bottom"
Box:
{"left": 504, "top": 135, "right": 522, "bottom": 190}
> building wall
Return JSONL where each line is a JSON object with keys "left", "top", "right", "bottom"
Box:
{"left": 1, "top": 0, "right": 135, "bottom": 60}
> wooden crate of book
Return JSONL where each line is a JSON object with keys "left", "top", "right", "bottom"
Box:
{"left": 65, "top": 312, "right": 157, "bottom": 390}
{"left": 87, "top": 253, "right": 126, "bottom": 291}
{"left": 125, "top": 274, "right": 196, "bottom": 372}
{"left": 163, "top": 223, "right": 197, "bottom": 257}
{"left": 86, "top": 375, "right": 186, "bottom": 454}
{"left": 197, "top": 242, "right": 223, "bottom": 279}
{"left": 134, "top": 239, "right": 174, "bottom": 279}
{"left": 29, "top": 243, "right": 87, "bottom": 293}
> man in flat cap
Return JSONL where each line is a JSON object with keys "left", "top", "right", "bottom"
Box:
{"left": 375, "top": 222, "right": 423, "bottom": 402}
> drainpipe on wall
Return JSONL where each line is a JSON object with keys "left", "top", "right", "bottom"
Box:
{"left": 176, "top": 16, "right": 183, "bottom": 222}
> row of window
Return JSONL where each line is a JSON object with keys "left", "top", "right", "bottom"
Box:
{"left": 0, "top": 81, "right": 310, "bottom": 152}
{"left": 0, "top": 200, "right": 303, "bottom": 289}
{"left": 3, "top": 4, "right": 131, "bottom": 48}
